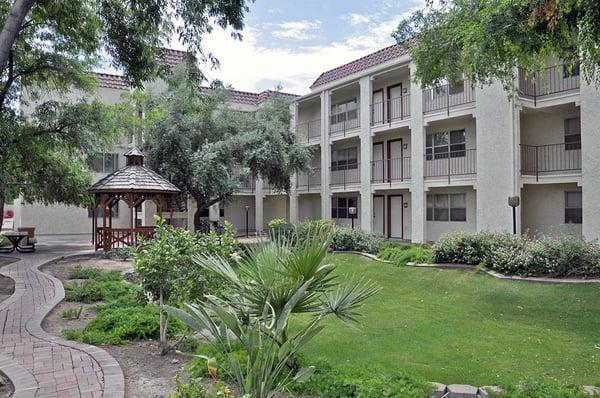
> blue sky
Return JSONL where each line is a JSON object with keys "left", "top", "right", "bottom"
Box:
{"left": 196, "top": 0, "right": 424, "bottom": 94}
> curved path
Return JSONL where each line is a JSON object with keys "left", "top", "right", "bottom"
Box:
{"left": 0, "top": 243, "right": 124, "bottom": 398}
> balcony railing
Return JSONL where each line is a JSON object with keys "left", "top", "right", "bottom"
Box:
{"left": 518, "top": 64, "right": 580, "bottom": 105}
{"left": 234, "top": 172, "right": 255, "bottom": 193}
{"left": 329, "top": 108, "right": 360, "bottom": 136}
{"left": 330, "top": 164, "right": 360, "bottom": 189}
{"left": 521, "top": 143, "right": 581, "bottom": 181}
{"left": 296, "top": 119, "right": 321, "bottom": 142}
{"left": 371, "top": 94, "right": 411, "bottom": 125}
{"left": 296, "top": 168, "right": 321, "bottom": 191}
{"left": 424, "top": 149, "right": 477, "bottom": 183}
{"left": 371, "top": 157, "right": 411, "bottom": 183}
{"left": 423, "top": 80, "right": 475, "bottom": 114}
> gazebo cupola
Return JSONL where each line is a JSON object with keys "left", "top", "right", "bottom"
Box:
{"left": 89, "top": 148, "right": 181, "bottom": 251}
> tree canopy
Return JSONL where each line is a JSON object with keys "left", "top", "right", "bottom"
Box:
{"left": 128, "top": 65, "right": 311, "bottom": 230}
{"left": 0, "top": 0, "right": 252, "bottom": 227}
{"left": 393, "top": 0, "right": 600, "bottom": 89}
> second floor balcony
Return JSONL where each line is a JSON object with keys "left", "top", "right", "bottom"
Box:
{"left": 518, "top": 64, "right": 580, "bottom": 105}
{"left": 296, "top": 168, "right": 321, "bottom": 191}
{"left": 371, "top": 157, "right": 411, "bottom": 183}
{"left": 296, "top": 119, "right": 321, "bottom": 143}
{"left": 330, "top": 164, "right": 360, "bottom": 189}
{"left": 423, "top": 79, "right": 475, "bottom": 114}
{"left": 520, "top": 142, "right": 581, "bottom": 181}
{"left": 329, "top": 107, "right": 360, "bottom": 136}
{"left": 424, "top": 149, "right": 477, "bottom": 183}
{"left": 371, "top": 94, "right": 411, "bottom": 125}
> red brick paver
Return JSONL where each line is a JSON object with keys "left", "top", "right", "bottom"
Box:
{"left": 0, "top": 246, "right": 124, "bottom": 398}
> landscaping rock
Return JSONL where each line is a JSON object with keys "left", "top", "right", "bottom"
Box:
{"left": 430, "top": 382, "right": 447, "bottom": 398}
{"left": 583, "top": 386, "right": 600, "bottom": 395}
{"left": 479, "top": 386, "right": 503, "bottom": 398}
{"left": 447, "top": 384, "right": 478, "bottom": 398}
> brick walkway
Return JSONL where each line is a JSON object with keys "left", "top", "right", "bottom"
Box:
{"left": 0, "top": 243, "right": 124, "bottom": 398}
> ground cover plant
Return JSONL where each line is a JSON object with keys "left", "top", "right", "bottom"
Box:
{"left": 378, "top": 242, "right": 433, "bottom": 266}
{"left": 295, "top": 253, "right": 600, "bottom": 387}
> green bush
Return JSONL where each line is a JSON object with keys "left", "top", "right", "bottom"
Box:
{"left": 267, "top": 218, "right": 287, "bottom": 230}
{"left": 68, "top": 266, "right": 122, "bottom": 282}
{"left": 267, "top": 218, "right": 294, "bottom": 241}
{"left": 331, "top": 227, "right": 384, "bottom": 254}
{"left": 295, "top": 219, "right": 335, "bottom": 243}
{"left": 65, "top": 280, "right": 104, "bottom": 303}
{"left": 64, "top": 304, "right": 184, "bottom": 345}
{"left": 496, "top": 380, "right": 598, "bottom": 398}
{"left": 378, "top": 242, "right": 433, "bottom": 266}
{"left": 290, "top": 360, "right": 432, "bottom": 398}
{"left": 432, "top": 231, "right": 524, "bottom": 265}
{"left": 169, "top": 376, "right": 234, "bottom": 398}
{"left": 187, "top": 343, "right": 248, "bottom": 379}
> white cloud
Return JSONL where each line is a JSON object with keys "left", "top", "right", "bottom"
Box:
{"left": 272, "top": 20, "right": 322, "bottom": 40}
{"left": 345, "top": 13, "right": 371, "bottom": 26}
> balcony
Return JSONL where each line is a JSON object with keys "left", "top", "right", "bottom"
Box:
{"left": 234, "top": 172, "right": 255, "bottom": 193}
{"left": 424, "top": 149, "right": 477, "bottom": 183}
{"left": 329, "top": 108, "right": 360, "bottom": 136}
{"left": 371, "top": 94, "right": 411, "bottom": 125}
{"left": 371, "top": 157, "right": 411, "bottom": 183}
{"left": 330, "top": 165, "right": 360, "bottom": 189}
{"left": 518, "top": 64, "right": 580, "bottom": 105}
{"left": 520, "top": 143, "right": 581, "bottom": 181}
{"left": 423, "top": 80, "right": 475, "bottom": 114}
{"left": 296, "top": 119, "right": 321, "bottom": 143}
{"left": 296, "top": 168, "right": 321, "bottom": 192}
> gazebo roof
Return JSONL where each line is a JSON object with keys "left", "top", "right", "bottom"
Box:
{"left": 89, "top": 148, "right": 181, "bottom": 194}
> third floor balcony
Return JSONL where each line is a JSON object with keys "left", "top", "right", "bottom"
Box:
{"left": 370, "top": 94, "right": 411, "bottom": 126}
{"left": 296, "top": 168, "right": 321, "bottom": 192}
{"left": 520, "top": 142, "right": 581, "bottom": 181}
{"left": 329, "top": 164, "right": 360, "bottom": 189}
{"left": 371, "top": 157, "right": 411, "bottom": 183}
{"left": 296, "top": 118, "right": 321, "bottom": 143}
{"left": 423, "top": 79, "right": 475, "bottom": 115}
{"left": 518, "top": 63, "right": 580, "bottom": 105}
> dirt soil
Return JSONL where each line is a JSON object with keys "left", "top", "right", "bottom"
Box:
{"left": 41, "top": 255, "right": 190, "bottom": 398}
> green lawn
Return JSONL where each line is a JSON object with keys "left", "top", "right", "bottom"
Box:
{"left": 297, "top": 253, "right": 600, "bottom": 387}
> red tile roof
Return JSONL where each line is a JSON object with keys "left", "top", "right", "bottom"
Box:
{"left": 310, "top": 42, "right": 413, "bottom": 89}
{"left": 201, "top": 87, "right": 299, "bottom": 106}
{"left": 94, "top": 73, "right": 130, "bottom": 90}
{"left": 160, "top": 48, "right": 189, "bottom": 69}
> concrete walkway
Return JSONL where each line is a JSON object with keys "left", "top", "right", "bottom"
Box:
{"left": 0, "top": 241, "right": 124, "bottom": 398}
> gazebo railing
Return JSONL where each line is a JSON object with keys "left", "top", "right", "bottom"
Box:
{"left": 95, "top": 226, "right": 156, "bottom": 250}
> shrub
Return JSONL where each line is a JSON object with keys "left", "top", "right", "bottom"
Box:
{"left": 64, "top": 304, "right": 183, "bottom": 345}
{"left": 68, "top": 266, "right": 122, "bottom": 282}
{"left": 267, "top": 218, "right": 294, "bottom": 240}
{"left": 65, "top": 280, "right": 103, "bottom": 303}
{"left": 295, "top": 219, "right": 334, "bottom": 243}
{"left": 432, "top": 231, "right": 523, "bottom": 265}
{"left": 331, "top": 227, "right": 384, "bottom": 254}
{"left": 496, "top": 380, "right": 597, "bottom": 398}
{"left": 187, "top": 343, "right": 248, "bottom": 379}
{"left": 378, "top": 242, "right": 433, "bottom": 266}
{"left": 61, "top": 307, "right": 84, "bottom": 319}
{"left": 169, "top": 376, "right": 234, "bottom": 398}
{"left": 290, "top": 360, "right": 432, "bottom": 398}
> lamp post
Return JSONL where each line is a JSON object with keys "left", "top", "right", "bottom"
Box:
{"left": 244, "top": 205, "right": 250, "bottom": 237}
{"left": 508, "top": 196, "right": 520, "bottom": 235}
{"left": 348, "top": 206, "right": 357, "bottom": 230}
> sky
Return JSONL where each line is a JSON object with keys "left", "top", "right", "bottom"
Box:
{"left": 185, "top": 0, "right": 424, "bottom": 95}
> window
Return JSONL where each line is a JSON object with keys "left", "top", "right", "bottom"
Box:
{"left": 330, "top": 99, "right": 358, "bottom": 124}
{"left": 331, "top": 197, "right": 357, "bottom": 219}
{"left": 91, "top": 153, "right": 119, "bottom": 173}
{"left": 426, "top": 130, "right": 466, "bottom": 160}
{"left": 331, "top": 147, "right": 358, "bottom": 171}
{"left": 565, "top": 191, "right": 582, "bottom": 224}
{"left": 448, "top": 80, "right": 465, "bottom": 95}
{"left": 88, "top": 202, "right": 119, "bottom": 218}
{"left": 427, "top": 193, "right": 467, "bottom": 222}
{"left": 563, "top": 62, "right": 580, "bottom": 78}
{"left": 564, "top": 117, "right": 581, "bottom": 150}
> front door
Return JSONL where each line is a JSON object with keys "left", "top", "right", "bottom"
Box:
{"left": 372, "top": 89, "right": 384, "bottom": 124}
{"left": 373, "top": 195, "right": 385, "bottom": 236}
{"left": 387, "top": 139, "right": 403, "bottom": 181}
{"left": 387, "top": 195, "right": 403, "bottom": 239}
{"left": 387, "top": 83, "right": 403, "bottom": 121}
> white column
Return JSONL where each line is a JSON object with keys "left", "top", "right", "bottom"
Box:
{"left": 254, "top": 178, "right": 264, "bottom": 234}
{"left": 409, "top": 62, "right": 427, "bottom": 242}
{"left": 475, "top": 81, "right": 517, "bottom": 232}
{"left": 581, "top": 81, "right": 600, "bottom": 240}
{"left": 512, "top": 104, "right": 522, "bottom": 234}
{"left": 289, "top": 193, "right": 299, "bottom": 224}
{"left": 359, "top": 76, "right": 372, "bottom": 232}
{"left": 320, "top": 90, "right": 332, "bottom": 220}
{"left": 289, "top": 101, "right": 299, "bottom": 225}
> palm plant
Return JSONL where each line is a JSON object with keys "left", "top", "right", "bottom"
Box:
{"left": 169, "top": 224, "right": 380, "bottom": 397}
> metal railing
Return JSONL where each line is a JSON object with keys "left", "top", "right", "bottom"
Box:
{"left": 423, "top": 80, "right": 475, "bottom": 114}
{"left": 521, "top": 143, "right": 581, "bottom": 181}
{"left": 296, "top": 119, "right": 321, "bottom": 142}
{"left": 234, "top": 172, "right": 255, "bottom": 193}
{"left": 371, "top": 157, "right": 411, "bottom": 183}
{"left": 329, "top": 164, "right": 360, "bottom": 189}
{"left": 371, "top": 94, "right": 411, "bottom": 125}
{"left": 424, "top": 149, "right": 477, "bottom": 183}
{"left": 296, "top": 168, "right": 321, "bottom": 191}
{"left": 518, "top": 64, "right": 580, "bottom": 105}
{"left": 329, "top": 107, "right": 360, "bottom": 136}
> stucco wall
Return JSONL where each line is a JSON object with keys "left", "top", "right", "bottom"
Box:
{"left": 520, "top": 104, "right": 579, "bottom": 145}
{"left": 263, "top": 195, "right": 289, "bottom": 226}
{"left": 425, "top": 186, "right": 476, "bottom": 242}
{"left": 223, "top": 196, "right": 256, "bottom": 232}
{"left": 298, "top": 194, "right": 321, "bottom": 221}
{"left": 521, "top": 183, "right": 582, "bottom": 236}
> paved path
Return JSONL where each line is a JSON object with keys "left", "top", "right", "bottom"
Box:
{"left": 0, "top": 242, "right": 124, "bottom": 398}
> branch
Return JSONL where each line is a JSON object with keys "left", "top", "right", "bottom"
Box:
{"left": 0, "top": 0, "right": 36, "bottom": 74}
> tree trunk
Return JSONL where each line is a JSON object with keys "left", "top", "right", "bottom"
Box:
{"left": 0, "top": 186, "right": 4, "bottom": 231}
{"left": 159, "top": 288, "right": 166, "bottom": 353}
{"left": 0, "top": 0, "right": 35, "bottom": 74}
{"left": 193, "top": 197, "right": 208, "bottom": 232}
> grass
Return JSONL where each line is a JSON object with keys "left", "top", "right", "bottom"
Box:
{"left": 296, "top": 253, "right": 600, "bottom": 388}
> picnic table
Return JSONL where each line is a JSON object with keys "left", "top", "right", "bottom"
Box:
{"left": 0, "top": 231, "right": 29, "bottom": 253}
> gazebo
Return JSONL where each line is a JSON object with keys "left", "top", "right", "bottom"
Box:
{"left": 89, "top": 148, "right": 181, "bottom": 251}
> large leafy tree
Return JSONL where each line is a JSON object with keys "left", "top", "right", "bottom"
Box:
{"left": 393, "top": 0, "right": 600, "bottom": 89}
{"left": 135, "top": 65, "right": 311, "bottom": 231}
{"left": 0, "top": 0, "right": 252, "bottom": 227}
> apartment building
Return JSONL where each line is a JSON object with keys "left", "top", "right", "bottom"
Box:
{"left": 290, "top": 44, "right": 600, "bottom": 242}
{"left": 10, "top": 44, "right": 600, "bottom": 242}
